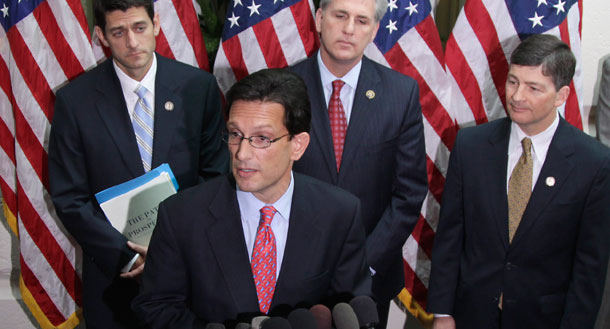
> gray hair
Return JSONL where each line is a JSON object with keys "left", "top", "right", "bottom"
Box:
{"left": 319, "top": 0, "right": 388, "bottom": 22}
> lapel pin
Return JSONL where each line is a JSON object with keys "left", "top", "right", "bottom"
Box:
{"left": 545, "top": 176, "right": 555, "bottom": 187}
{"left": 365, "top": 90, "right": 375, "bottom": 100}
{"left": 164, "top": 101, "right": 174, "bottom": 111}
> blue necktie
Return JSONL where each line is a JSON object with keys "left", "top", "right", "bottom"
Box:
{"left": 133, "top": 85, "right": 154, "bottom": 172}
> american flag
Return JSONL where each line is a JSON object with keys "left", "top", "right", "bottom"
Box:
{"left": 0, "top": 0, "right": 98, "bottom": 328}
{"left": 363, "top": 0, "right": 456, "bottom": 325}
{"left": 446, "top": 0, "right": 584, "bottom": 129}
{"left": 213, "top": 0, "right": 319, "bottom": 94}
{"left": 94, "top": 0, "right": 210, "bottom": 71}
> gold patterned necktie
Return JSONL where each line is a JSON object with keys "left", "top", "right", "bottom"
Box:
{"left": 507, "top": 137, "right": 533, "bottom": 243}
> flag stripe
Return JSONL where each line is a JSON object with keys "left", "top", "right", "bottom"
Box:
{"left": 65, "top": 0, "right": 90, "bottom": 43}
{"left": 171, "top": 0, "right": 208, "bottom": 70}
{"left": 155, "top": 29, "right": 177, "bottom": 61}
{"left": 237, "top": 28, "right": 267, "bottom": 74}
{"left": 47, "top": 0, "right": 96, "bottom": 72}
{"left": 271, "top": 7, "right": 307, "bottom": 65}
{"left": 20, "top": 256, "right": 67, "bottom": 325}
{"left": 445, "top": 38, "right": 489, "bottom": 125}
{"left": 16, "top": 169, "right": 80, "bottom": 304}
{"left": 8, "top": 28, "right": 55, "bottom": 121}
{"left": 222, "top": 36, "right": 248, "bottom": 81}
{"left": 35, "top": 1, "right": 84, "bottom": 81}
{"left": 156, "top": 0, "right": 197, "bottom": 66}
{"left": 252, "top": 18, "right": 288, "bottom": 68}
{"left": 289, "top": 0, "right": 319, "bottom": 57}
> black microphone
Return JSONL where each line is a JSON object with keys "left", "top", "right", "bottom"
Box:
{"left": 349, "top": 296, "right": 379, "bottom": 329}
{"left": 287, "top": 308, "right": 317, "bottom": 329}
{"left": 235, "top": 323, "right": 252, "bottom": 329}
{"left": 261, "top": 317, "right": 292, "bottom": 329}
{"left": 251, "top": 316, "right": 270, "bottom": 329}
{"left": 205, "top": 323, "right": 226, "bottom": 329}
{"left": 310, "top": 304, "right": 332, "bottom": 329}
{"left": 332, "top": 303, "right": 359, "bottom": 329}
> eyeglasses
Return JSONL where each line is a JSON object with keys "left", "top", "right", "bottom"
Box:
{"left": 222, "top": 131, "right": 291, "bottom": 149}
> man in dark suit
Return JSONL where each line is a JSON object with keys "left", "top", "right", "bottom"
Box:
{"left": 132, "top": 69, "right": 371, "bottom": 328}
{"left": 427, "top": 34, "right": 610, "bottom": 329}
{"left": 289, "top": 0, "right": 428, "bottom": 323}
{"left": 48, "top": 0, "right": 228, "bottom": 328}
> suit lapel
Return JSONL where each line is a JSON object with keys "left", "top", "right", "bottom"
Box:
{"left": 151, "top": 55, "right": 182, "bottom": 168}
{"left": 207, "top": 176, "right": 260, "bottom": 311}
{"left": 339, "top": 57, "right": 381, "bottom": 177}
{"left": 273, "top": 175, "right": 322, "bottom": 306}
{"left": 305, "top": 57, "right": 340, "bottom": 180}
{"left": 511, "top": 119, "right": 575, "bottom": 246}
{"left": 95, "top": 59, "right": 143, "bottom": 177}
{"left": 487, "top": 119, "right": 512, "bottom": 250}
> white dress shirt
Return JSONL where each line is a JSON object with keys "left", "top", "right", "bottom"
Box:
{"left": 114, "top": 54, "right": 157, "bottom": 120}
{"left": 506, "top": 113, "right": 559, "bottom": 191}
{"left": 237, "top": 172, "right": 294, "bottom": 278}
{"left": 317, "top": 51, "right": 362, "bottom": 124}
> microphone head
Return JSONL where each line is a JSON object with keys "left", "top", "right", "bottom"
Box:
{"left": 349, "top": 295, "right": 379, "bottom": 327}
{"left": 309, "top": 304, "right": 332, "bottom": 329}
{"left": 332, "top": 303, "right": 359, "bottom": 329}
{"left": 260, "top": 317, "right": 292, "bottom": 329}
{"left": 235, "top": 323, "right": 251, "bottom": 329}
{"left": 205, "top": 324, "right": 226, "bottom": 329}
{"left": 251, "top": 316, "right": 270, "bottom": 329}
{"left": 287, "top": 308, "right": 317, "bottom": 329}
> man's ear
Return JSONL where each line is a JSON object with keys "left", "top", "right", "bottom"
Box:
{"left": 290, "top": 132, "right": 310, "bottom": 161}
{"left": 94, "top": 26, "right": 109, "bottom": 47}
{"left": 152, "top": 13, "right": 161, "bottom": 37}
{"left": 554, "top": 85, "right": 570, "bottom": 107}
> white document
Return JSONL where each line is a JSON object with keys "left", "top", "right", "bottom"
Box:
{"left": 95, "top": 164, "right": 178, "bottom": 246}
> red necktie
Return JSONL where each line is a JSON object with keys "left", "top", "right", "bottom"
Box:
{"left": 251, "top": 206, "right": 277, "bottom": 314}
{"left": 329, "top": 80, "right": 347, "bottom": 172}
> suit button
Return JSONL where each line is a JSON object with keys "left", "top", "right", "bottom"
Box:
{"left": 506, "top": 262, "right": 512, "bottom": 270}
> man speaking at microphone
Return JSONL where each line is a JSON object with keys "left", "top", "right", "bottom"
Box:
{"left": 133, "top": 69, "right": 371, "bottom": 328}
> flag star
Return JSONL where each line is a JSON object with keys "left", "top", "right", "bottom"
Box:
{"left": 537, "top": 0, "right": 548, "bottom": 7}
{"left": 405, "top": 2, "right": 418, "bottom": 15}
{"left": 528, "top": 11, "right": 544, "bottom": 28}
{"left": 228, "top": 12, "right": 240, "bottom": 28}
{"left": 1, "top": 3, "right": 8, "bottom": 18}
{"left": 553, "top": 0, "right": 566, "bottom": 14}
{"left": 274, "top": 0, "right": 284, "bottom": 3}
{"left": 247, "top": 0, "right": 261, "bottom": 16}
{"left": 234, "top": 0, "right": 243, "bottom": 7}
{"left": 388, "top": 0, "right": 398, "bottom": 13}
{"left": 385, "top": 19, "right": 397, "bottom": 34}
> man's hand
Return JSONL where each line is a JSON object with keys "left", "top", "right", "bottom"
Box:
{"left": 432, "top": 316, "right": 456, "bottom": 329}
{"left": 120, "top": 241, "right": 148, "bottom": 281}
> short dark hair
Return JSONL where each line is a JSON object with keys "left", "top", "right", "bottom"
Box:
{"left": 94, "top": 0, "right": 154, "bottom": 32}
{"left": 226, "top": 69, "right": 311, "bottom": 136}
{"left": 510, "top": 34, "right": 576, "bottom": 90}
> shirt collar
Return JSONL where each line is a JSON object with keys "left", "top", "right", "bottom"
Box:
{"left": 114, "top": 53, "right": 157, "bottom": 97}
{"left": 317, "top": 51, "right": 361, "bottom": 92}
{"left": 509, "top": 112, "right": 559, "bottom": 164}
{"left": 236, "top": 171, "right": 294, "bottom": 224}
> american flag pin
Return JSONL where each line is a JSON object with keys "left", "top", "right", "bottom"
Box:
{"left": 165, "top": 101, "right": 174, "bottom": 111}
{"left": 546, "top": 176, "right": 555, "bottom": 187}
{"left": 365, "top": 90, "right": 375, "bottom": 99}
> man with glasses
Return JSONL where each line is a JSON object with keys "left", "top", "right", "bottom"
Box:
{"left": 133, "top": 69, "right": 371, "bottom": 327}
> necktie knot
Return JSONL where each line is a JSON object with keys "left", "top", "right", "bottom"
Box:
{"left": 260, "top": 206, "right": 277, "bottom": 226}
{"left": 332, "top": 79, "right": 345, "bottom": 95}
{"left": 135, "top": 84, "right": 148, "bottom": 99}
{"left": 521, "top": 137, "right": 532, "bottom": 157}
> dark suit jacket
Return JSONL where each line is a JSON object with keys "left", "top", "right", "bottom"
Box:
{"left": 132, "top": 173, "right": 371, "bottom": 328}
{"left": 48, "top": 54, "right": 229, "bottom": 329}
{"left": 290, "top": 56, "right": 428, "bottom": 300}
{"left": 427, "top": 117, "right": 610, "bottom": 329}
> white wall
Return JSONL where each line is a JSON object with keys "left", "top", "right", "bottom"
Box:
{"left": 582, "top": 0, "right": 610, "bottom": 131}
